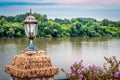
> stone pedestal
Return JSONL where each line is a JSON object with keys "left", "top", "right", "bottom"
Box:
{"left": 10, "top": 76, "right": 54, "bottom": 80}
{"left": 5, "top": 50, "right": 59, "bottom": 80}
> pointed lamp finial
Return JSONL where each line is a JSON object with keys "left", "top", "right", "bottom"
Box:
{"left": 30, "top": 8, "right": 32, "bottom": 15}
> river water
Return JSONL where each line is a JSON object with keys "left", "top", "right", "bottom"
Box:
{"left": 0, "top": 37, "right": 120, "bottom": 80}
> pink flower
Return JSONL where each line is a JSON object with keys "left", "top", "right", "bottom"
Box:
{"left": 97, "top": 66, "right": 102, "bottom": 71}
{"left": 92, "top": 64, "right": 96, "bottom": 68}
{"left": 93, "top": 73, "right": 97, "bottom": 77}
{"left": 114, "top": 72, "right": 120, "bottom": 78}
{"left": 81, "top": 68, "right": 84, "bottom": 71}
{"left": 77, "top": 69, "right": 82, "bottom": 74}
{"left": 79, "top": 74, "right": 83, "bottom": 78}
{"left": 71, "top": 73, "right": 75, "bottom": 77}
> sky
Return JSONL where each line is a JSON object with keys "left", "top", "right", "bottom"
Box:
{"left": 0, "top": 0, "right": 120, "bottom": 21}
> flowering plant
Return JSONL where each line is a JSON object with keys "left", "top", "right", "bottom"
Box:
{"left": 61, "top": 56, "right": 120, "bottom": 80}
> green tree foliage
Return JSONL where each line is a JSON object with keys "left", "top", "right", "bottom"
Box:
{"left": 43, "top": 20, "right": 62, "bottom": 37}
{"left": 61, "top": 24, "right": 70, "bottom": 37}
{"left": 55, "top": 18, "right": 71, "bottom": 24}
{"left": 101, "top": 19, "right": 110, "bottom": 26}
{"left": 0, "top": 13, "right": 120, "bottom": 38}
{"left": 70, "top": 21, "right": 82, "bottom": 37}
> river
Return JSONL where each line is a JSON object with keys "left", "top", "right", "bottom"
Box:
{"left": 0, "top": 37, "right": 120, "bottom": 80}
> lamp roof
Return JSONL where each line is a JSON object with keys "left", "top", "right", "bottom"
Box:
{"left": 24, "top": 9, "right": 38, "bottom": 24}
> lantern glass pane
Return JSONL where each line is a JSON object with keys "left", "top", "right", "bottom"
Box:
{"left": 25, "top": 24, "right": 38, "bottom": 37}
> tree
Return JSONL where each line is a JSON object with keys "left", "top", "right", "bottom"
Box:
{"left": 44, "top": 20, "right": 62, "bottom": 37}
{"left": 61, "top": 24, "right": 70, "bottom": 37}
{"left": 101, "top": 19, "right": 109, "bottom": 26}
{"left": 54, "top": 18, "right": 71, "bottom": 24}
{"left": 6, "top": 28, "right": 15, "bottom": 37}
{"left": 0, "top": 13, "right": 120, "bottom": 38}
{"left": 70, "top": 21, "right": 82, "bottom": 37}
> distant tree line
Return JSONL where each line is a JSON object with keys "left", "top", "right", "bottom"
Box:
{"left": 0, "top": 13, "right": 120, "bottom": 38}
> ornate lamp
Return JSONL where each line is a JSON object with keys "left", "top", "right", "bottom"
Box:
{"left": 24, "top": 9, "right": 38, "bottom": 51}
{"left": 5, "top": 9, "right": 59, "bottom": 80}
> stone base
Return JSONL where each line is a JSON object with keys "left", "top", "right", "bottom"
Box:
{"left": 10, "top": 76, "right": 54, "bottom": 80}
{"left": 5, "top": 50, "right": 59, "bottom": 79}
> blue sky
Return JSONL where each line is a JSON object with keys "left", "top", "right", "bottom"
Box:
{"left": 0, "top": 0, "right": 120, "bottom": 21}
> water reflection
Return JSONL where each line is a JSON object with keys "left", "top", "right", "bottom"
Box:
{"left": 0, "top": 37, "right": 120, "bottom": 79}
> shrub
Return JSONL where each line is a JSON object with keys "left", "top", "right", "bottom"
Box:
{"left": 62, "top": 56, "right": 120, "bottom": 80}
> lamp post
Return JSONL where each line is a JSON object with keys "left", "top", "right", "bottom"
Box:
{"left": 24, "top": 9, "right": 38, "bottom": 51}
{"left": 5, "top": 9, "right": 59, "bottom": 80}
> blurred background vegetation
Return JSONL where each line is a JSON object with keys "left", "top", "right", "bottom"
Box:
{"left": 0, "top": 13, "right": 120, "bottom": 38}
